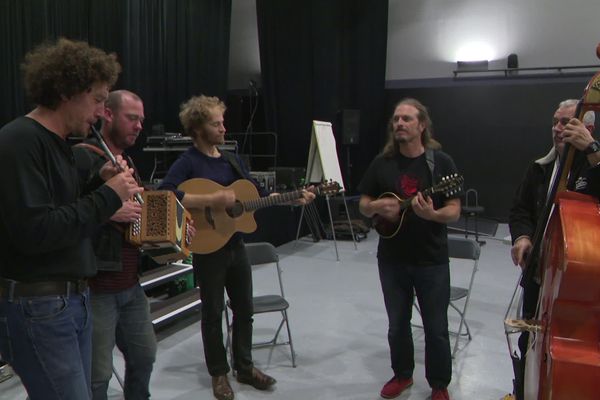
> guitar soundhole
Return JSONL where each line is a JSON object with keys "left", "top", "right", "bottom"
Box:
{"left": 227, "top": 201, "right": 244, "bottom": 218}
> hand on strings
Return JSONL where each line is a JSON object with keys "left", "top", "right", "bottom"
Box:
{"left": 511, "top": 236, "right": 532, "bottom": 269}
{"left": 212, "top": 189, "right": 236, "bottom": 209}
{"left": 411, "top": 192, "right": 436, "bottom": 220}
{"left": 373, "top": 196, "right": 401, "bottom": 222}
{"left": 110, "top": 199, "right": 142, "bottom": 223}
{"left": 562, "top": 118, "right": 594, "bottom": 151}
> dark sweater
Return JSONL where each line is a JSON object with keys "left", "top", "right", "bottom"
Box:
{"left": 0, "top": 117, "right": 122, "bottom": 282}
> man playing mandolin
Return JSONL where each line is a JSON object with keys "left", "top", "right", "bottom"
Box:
{"left": 158, "top": 95, "right": 314, "bottom": 400}
{"left": 358, "top": 98, "right": 461, "bottom": 400}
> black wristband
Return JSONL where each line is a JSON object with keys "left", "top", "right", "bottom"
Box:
{"left": 584, "top": 140, "right": 600, "bottom": 155}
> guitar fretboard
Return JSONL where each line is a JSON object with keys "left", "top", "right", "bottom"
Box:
{"left": 243, "top": 190, "right": 304, "bottom": 211}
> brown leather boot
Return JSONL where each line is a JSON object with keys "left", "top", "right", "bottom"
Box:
{"left": 212, "top": 375, "right": 234, "bottom": 400}
{"left": 236, "top": 367, "right": 276, "bottom": 390}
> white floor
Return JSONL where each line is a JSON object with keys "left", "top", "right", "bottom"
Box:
{"left": 0, "top": 225, "right": 521, "bottom": 400}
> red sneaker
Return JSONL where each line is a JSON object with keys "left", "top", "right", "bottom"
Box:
{"left": 431, "top": 387, "right": 450, "bottom": 400}
{"left": 380, "top": 376, "right": 413, "bottom": 399}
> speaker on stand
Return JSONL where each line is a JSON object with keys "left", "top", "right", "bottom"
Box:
{"left": 337, "top": 109, "right": 360, "bottom": 191}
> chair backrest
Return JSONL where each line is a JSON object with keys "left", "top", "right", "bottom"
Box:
{"left": 448, "top": 236, "right": 481, "bottom": 261}
{"left": 465, "top": 188, "right": 480, "bottom": 208}
{"left": 244, "top": 242, "right": 285, "bottom": 297}
{"left": 245, "top": 242, "right": 279, "bottom": 266}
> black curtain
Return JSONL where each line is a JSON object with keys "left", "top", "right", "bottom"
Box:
{"left": 0, "top": 0, "right": 231, "bottom": 179}
{"left": 256, "top": 0, "right": 388, "bottom": 192}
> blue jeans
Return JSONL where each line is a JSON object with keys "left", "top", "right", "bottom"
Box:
{"left": 193, "top": 238, "right": 254, "bottom": 376}
{"left": 90, "top": 283, "right": 156, "bottom": 400}
{"left": 378, "top": 260, "right": 452, "bottom": 389}
{"left": 0, "top": 290, "right": 92, "bottom": 400}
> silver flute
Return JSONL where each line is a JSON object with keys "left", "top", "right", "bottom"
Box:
{"left": 90, "top": 125, "right": 144, "bottom": 204}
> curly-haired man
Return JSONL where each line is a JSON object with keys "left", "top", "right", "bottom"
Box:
{"left": 0, "top": 38, "right": 142, "bottom": 400}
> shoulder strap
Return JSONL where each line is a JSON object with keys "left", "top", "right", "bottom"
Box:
{"left": 425, "top": 148, "right": 435, "bottom": 178}
{"left": 74, "top": 142, "right": 108, "bottom": 160}
{"left": 75, "top": 142, "right": 142, "bottom": 186}
{"left": 220, "top": 151, "right": 245, "bottom": 179}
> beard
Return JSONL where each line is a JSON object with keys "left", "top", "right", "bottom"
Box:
{"left": 199, "top": 130, "right": 224, "bottom": 145}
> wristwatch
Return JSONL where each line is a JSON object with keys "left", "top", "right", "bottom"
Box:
{"left": 584, "top": 140, "right": 600, "bottom": 155}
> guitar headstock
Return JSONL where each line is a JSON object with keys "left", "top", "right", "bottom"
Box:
{"left": 313, "top": 180, "right": 342, "bottom": 196}
{"left": 430, "top": 174, "right": 464, "bottom": 197}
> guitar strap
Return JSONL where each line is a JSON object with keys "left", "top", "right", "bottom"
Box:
{"left": 73, "top": 142, "right": 143, "bottom": 234}
{"left": 74, "top": 142, "right": 142, "bottom": 185}
{"left": 425, "top": 148, "right": 435, "bottom": 183}
{"left": 220, "top": 150, "right": 246, "bottom": 180}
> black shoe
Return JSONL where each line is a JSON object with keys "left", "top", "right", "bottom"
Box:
{"left": 212, "top": 375, "right": 234, "bottom": 400}
{"left": 236, "top": 367, "right": 276, "bottom": 390}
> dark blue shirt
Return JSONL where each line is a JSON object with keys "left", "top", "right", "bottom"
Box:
{"left": 158, "top": 147, "right": 269, "bottom": 200}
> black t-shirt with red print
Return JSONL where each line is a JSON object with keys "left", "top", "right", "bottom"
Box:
{"left": 358, "top": 150, "right": 460, "bottom": 266}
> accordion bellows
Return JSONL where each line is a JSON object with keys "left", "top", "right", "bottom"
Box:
{"left": 127, "top": 191, "right": 192, "bottom": 264}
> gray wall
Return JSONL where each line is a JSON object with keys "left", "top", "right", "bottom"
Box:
{"left": 228, "top": 0, "right": 600, "bottom": 88}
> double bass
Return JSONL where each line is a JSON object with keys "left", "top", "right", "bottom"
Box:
{"left": 522, "top": 65, "right": 600, "bottom": 398}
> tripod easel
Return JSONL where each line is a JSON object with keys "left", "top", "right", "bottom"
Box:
{"left": 294, "top": 121, "right": 358, "bottom": 260}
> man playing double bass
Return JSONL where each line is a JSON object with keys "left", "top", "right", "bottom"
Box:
{"left": 508, "top": 99, "right": 599, "bottom": 400}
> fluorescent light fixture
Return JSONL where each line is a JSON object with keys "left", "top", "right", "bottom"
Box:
{"left": 456, "top": 60, "right": 489, "bottom": 72}
{"left": 455, "top": 42, "right": 495, "bottom": 62}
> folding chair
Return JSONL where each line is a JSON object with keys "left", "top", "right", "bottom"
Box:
{"left": 413, "top": 236, "right": 481, "bottom": 357}
{"left": 225, "top": 242, "right": 296, "bottom": 368}
{"left": 462, "top": 188, "right": 486, "bottom": 244}
{"left": 448, "top": 236, "right": 481, "bottom": 356}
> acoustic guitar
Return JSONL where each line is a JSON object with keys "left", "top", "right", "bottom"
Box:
{"left": 372, "top": 174, "right": 463, "bottom": 238}
{"left": 178, "top": 178, "right": 341, "bottom": 254}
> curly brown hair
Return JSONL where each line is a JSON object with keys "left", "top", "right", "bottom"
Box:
{"left": 179, "top": 95, "right": 226, "bottom": 139}
{"left": 22, "top": 38, "right": 121, "bottom": 109}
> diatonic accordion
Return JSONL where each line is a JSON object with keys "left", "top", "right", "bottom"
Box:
{"left": 127, "top": 191, "right": 192, "bottom": 264}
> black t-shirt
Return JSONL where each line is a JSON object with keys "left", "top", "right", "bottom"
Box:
{"left": 358, "top": 150, "right": 460, "bottom": 266}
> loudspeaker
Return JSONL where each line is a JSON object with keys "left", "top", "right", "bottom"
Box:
{"left": 339, "top": 109, "right": 360, "bottom": 145}
{"left": 507, "top": 53, "right": 519, "bottom": 69}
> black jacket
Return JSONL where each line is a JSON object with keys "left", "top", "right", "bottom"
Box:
{"left": 73, "top": 139, "right": 138, "bottom": 272}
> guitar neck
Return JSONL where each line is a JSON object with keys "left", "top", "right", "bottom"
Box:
{"left": 399, "top": 187, "right": 436, "bottom": 211}
{"left": 243, "top": 189, "right": 304, "bottom": 211}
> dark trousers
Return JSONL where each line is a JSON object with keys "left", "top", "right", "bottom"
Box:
{"left": 378, "top": 260, "right": 452, "bottom": 389}
{"left": 193, "top": 238, "right": 254, "bottom": 376}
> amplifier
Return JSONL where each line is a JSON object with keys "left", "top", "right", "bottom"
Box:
{"left": 269, "top": 166, "right": 306, "bottom": 190}
{"left": 249, "top": 171, "right": 276, "bottom": 193}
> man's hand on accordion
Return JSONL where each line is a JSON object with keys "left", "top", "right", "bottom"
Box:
{"left": 186, "top": 218, "right": 197, "bottom": 242}
{"left": 110, "top": 200, "right": 143, "bottom": 223}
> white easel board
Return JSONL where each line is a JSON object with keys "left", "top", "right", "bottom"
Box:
{"left": 305, "top": 120, "right": 346, "bottom": 192}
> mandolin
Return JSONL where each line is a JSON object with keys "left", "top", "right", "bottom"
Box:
{"left": 372, "top": 174, "right": 463, "bottom": 238}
